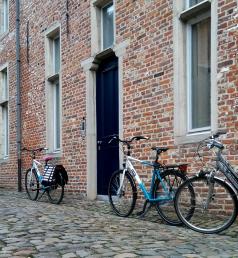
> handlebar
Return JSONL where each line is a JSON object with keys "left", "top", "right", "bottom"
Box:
{"left": 107, "top": 135, "right": 149, "bottom": 156}
{"left": 22, "top": 147, "right": 48, "bottom": 159}
{"left": 22, "top": 147, "right": 48, "bottom": 152}
{"left": 108, "top": 135, "right": 149, "bottom": 145}
{"left": 210, "top": 129, "right": 227, "bottom": 139}
{"left": 204, "top": 130, "right": 227, "bottom": 150}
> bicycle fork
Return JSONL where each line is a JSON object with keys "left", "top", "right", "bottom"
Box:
{"left": 204, "top": 177, "right": 215, "bottom": 210}
{"left": 117, "top": 169, "right": 126, "bottom": 196}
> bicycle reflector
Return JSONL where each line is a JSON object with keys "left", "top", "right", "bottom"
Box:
{"left": 178, "top": 164, "right": 188, "bottom": 173}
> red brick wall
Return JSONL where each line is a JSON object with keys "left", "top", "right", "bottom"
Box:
{"left": 0, "top": 0, "right": 238, "bottom": 194}
{"left": 0, "top": 0, "right": 18, "bottom": 189}
{"left": 217, "top": 0, "right": 238, "bottom": 165}
{"left": 19, "top": 0, "right": 90, "bottom": 193}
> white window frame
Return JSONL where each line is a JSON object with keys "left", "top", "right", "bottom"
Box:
{"left": 0, "top": 66, "right": 9, "bottom": 159}
{"left": 101, "top": 1, "right": 115, "bottom": 51}
{"left": 91, "top": 0, "right": 116, "bottom": 55}
{"left": 173, "top": 0, "right": 218, "bottom": 144}
{"left": 45, "top": 24, "right": 62, "bottom": 153}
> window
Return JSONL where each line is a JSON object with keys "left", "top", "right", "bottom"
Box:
{"left": 102, "top": 2, "right": 114, "bottom": 50}
{"left": 53, "top": 36, "right": 60, "bottom": 74}
{"left": 0, "top": 0, "right": 8, "bottom": 35}
{"left": 189, "top": 0, "right": 203, "bottom": 7}
{"left": 53, "top": 80, "right": 60, "bottom": 150}
{"left": 174, "top": 0, "right": 217, "bottom": 143}
{"left": 91, "top": 0, "right": 115, "bottom": 54}
{"left": 0, "top": 67, "right": 8, "bottom": 159}
{"left": 46, "top": 27, "right": 61, "bottom": 152}
{"left": 188, "top": 16, "right": 211, "bottom": 132}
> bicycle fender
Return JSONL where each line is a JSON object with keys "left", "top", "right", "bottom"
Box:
{"left": 125, "top": 170, "right": 137, "bottom": 194}
{"left": 196, "top": 173, "right": 238, "bottom": 197}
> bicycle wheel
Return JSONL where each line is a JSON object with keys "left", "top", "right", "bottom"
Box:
{"left": 25, "top": 168, "right": 39, "bottom": 200}
{"left": 153, "top": 169, "right": 194, "bottom": 226}
{"left": 108, "top": 170, "right": 137, "bottom": 217}
{"left": 175, "top": 175, "right": 238, "bottom": 234}
{"left": 46, "top": 174, "right": 64, "bottom": 204}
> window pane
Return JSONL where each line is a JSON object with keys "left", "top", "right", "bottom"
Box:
{"left": 191, "top": 17, "right": 211, "bottom": 129}
{"left": 0, "top": 69, "right": 7, "bottom": 101}
{"left": 3, "top": 0, "right": 8, "bottom": 32}
{"left": 102, "top": 3, "right": 114, "bottom": 49}
{"left": 54, "top": 36, "right": 60, "bottom": 74}
{"left": 189, "top": 0, "right": 203, "bottom": 7}
{"left": 0, "top": 0, "right": 8, "bottom": 34}
{"left": 54, "top": 81, "right": 60, "bottom": 150}
{"left": 3, "top": 104, "right": 8, "bottom": 156}
{"left": 2, "top": 69, "right": 7, "bottom": 100}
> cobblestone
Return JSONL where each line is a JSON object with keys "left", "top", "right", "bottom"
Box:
{"left": 0, "top": 190, "right": 238, "bottom": 257}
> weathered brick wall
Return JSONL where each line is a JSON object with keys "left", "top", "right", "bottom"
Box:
{"left": 118, "top": 0, "right": 238, "bottom": 175}
{"left": 0, "top": 0, "right": 238, "bottom": 194}
{"left": 216, "top": 0, "right": 238, "bottom": 166}
{"left": 0, "top": 0, "right": 18, "bottom": 189}
{"left": 19, "top": 0, "right": 90, "bottom": 193}
{"left": 117, "top": 0, "right": 175, "bottom": 161}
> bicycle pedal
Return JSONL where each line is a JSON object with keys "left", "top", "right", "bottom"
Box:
{"left": 136, "top": 211, "right": 145, "bottom": 216}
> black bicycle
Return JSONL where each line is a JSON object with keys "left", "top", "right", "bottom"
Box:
{"left": 175, "top": 131, "right": 238, "bottom": 234}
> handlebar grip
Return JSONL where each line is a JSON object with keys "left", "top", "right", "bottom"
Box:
{"left": 213, "top": 141, "right": 224, "bottom": 150}
{"left": 212, "top": 130, "right": 227, "bottom": 139}
{"left": 132, "top": 136, "right": 149, "bottom": 141}
{"left": 108, "top": 135, "right": 119, "bottom": 144}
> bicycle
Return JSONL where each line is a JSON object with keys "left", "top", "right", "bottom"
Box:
{"left": 175, "top": 131, "right": 238, "bottom": 234}
{"left": 107, "top": 135, "right": 193, "bottom": 226}
{"left": 23, "top": 147, "right": 67, "bottom": 204}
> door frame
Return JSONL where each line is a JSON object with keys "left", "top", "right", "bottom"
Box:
{"left": 81, "top": 41, "right": 129, "bottom": 200}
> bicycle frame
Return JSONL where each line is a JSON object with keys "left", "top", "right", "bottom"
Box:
{"left": 216, "top": 151, "right": 238, "bottom": 192}
{"left": 30, "top": 159, "right": 43, "bottom": 184}
{"left": 119, "top": 155, "right": 174, "bottom": 202}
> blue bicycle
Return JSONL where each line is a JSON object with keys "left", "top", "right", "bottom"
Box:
{"left": 108, "top": 135, "right": 191, "bottom": 226}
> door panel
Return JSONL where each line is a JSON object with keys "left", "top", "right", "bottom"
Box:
{"left": 96, "top": 55, "right": 119, "bottom": 195}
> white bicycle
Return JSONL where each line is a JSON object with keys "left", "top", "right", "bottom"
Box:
{"left": 23, "top": 147, "right": 66, "bottom": 204}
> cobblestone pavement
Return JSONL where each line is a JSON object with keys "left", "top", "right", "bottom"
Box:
{"left": 0, "top": 189, "right": 238, "bottom": 258}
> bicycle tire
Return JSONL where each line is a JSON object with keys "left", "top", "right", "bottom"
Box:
{"left": 153, "top": 169, "right": 194, "bottom": 226}
{"left": 25, "top": 168, "right": 39, "bottom": 200}
{"left": 175, "top": 175, "right": 238, "bottom": 234}
{"left": 108, "top": 170, "right": 137, "bottom": 217}
{"left": 46, "top": 173, "right": 65, "bottom": 204}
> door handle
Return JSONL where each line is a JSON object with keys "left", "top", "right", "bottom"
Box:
{"left": 97, "top": 140, "right": 102, "bottom": 150}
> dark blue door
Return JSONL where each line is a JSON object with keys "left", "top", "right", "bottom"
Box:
{"left": 96, "top": 55, "right": 119, "bottom": 195}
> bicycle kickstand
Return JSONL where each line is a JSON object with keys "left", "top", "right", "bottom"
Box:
{"left": 37, "top": 189, "right": 47, "bottom": 201}
{"left": 137, "top": 200, "right": 153, "bottom": 218}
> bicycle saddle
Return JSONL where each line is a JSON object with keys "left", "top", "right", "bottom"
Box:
{"left": 43, "top": 156, "right": 54, "bottom": 162}
{"left": 151, "top": 147, "right": 169, "bottom": 153}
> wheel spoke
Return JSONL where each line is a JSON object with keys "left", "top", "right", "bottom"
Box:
{"left": 155, "top": 169, "right": 190, "bottom": 226}
{"left": 25, "top": 169, "right": 39, "bottom": 201}
{"left": 175, "top": 176, "right": 238, "bottom": 234}
{"left": 108, "top": 170, "right": 136, "bottom": 217}
{"left": 47, "top": 174, "right": 64, "bottom": 204}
